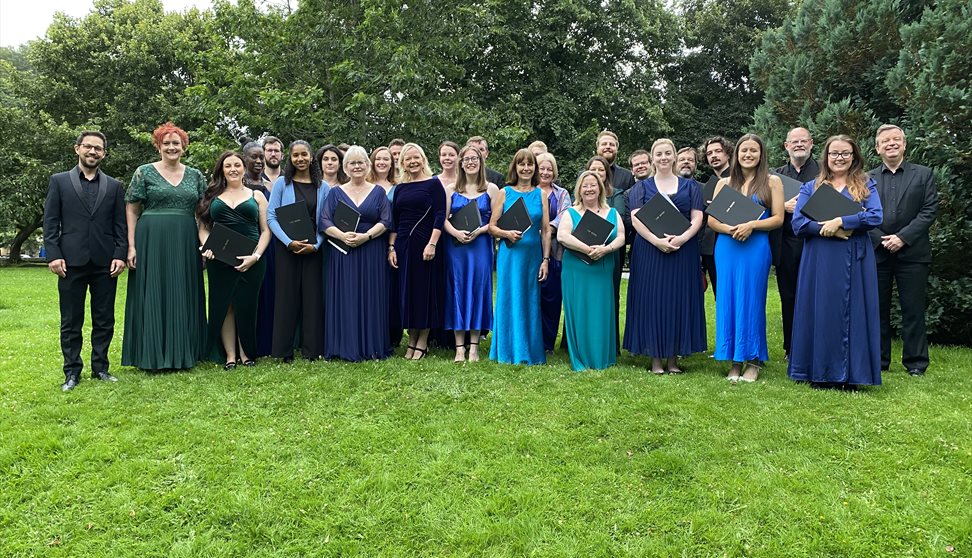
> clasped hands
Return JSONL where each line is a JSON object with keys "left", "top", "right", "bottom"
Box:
{"left": 653, "top": 234, "right": 687, "bottom": 254}
{"left": 341, "top": 231, "right": 370, "bottom": 249}
{"left": 288, "top": 240, "right": 317, "bottom": 255}
{"left": 454, "top": 228, "right": 483, "bottom": 245}
{"left": 818, "top": 218, "right": 851, "bottom": 240}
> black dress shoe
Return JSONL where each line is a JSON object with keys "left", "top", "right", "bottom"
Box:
{"left": 91, "top": 371, "right": 118, "bottom": 382}
{"left": 907, "top": 368, "right": 925, "bottom": 376}
{"left": 61, "top": 376, "right": 80, "bottom": 392}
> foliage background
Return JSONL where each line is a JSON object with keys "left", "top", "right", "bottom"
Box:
{"left": 1, "top": 0, "right": 969, "bottom": 344}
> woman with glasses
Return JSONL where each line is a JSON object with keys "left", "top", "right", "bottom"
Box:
{"left": 789, "top": 135, "right": 883, "bottom": 389}
{"left": 706, "top": 134, "right": 784, "bottom": 383}
{"left": 320, "top": 146, "right": 393, "bottom": 361}
{"left": 442, "top": 145, "right": 498, "bottom": 362}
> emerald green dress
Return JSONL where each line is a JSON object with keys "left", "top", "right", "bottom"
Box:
{"left": 122, "top": 163, "right": 207, "bottom": 370}
{"left": 561, "top": 207, "right": 619, "bottom": 371}
{"left": 205, "top": 195, "right": 266, "bottom": 362}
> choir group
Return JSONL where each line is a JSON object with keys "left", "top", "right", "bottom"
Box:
{"left": 44, "top": 122, "right": 938, "bottom": 392}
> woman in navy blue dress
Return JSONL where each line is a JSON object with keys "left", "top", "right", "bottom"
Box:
{"left": 320, "top": 146, "right": 393, "bottom": 361}
{"left": 624, "top": 138, "right": 707, "bottom": 374}
{"left": 388, "top": 143, "right": 446, "bottom": 360}
{"left": 488, "top": 149, "right": 552, "bottom": 365}
{"left": 789, "top": 135, "right": 883, "bottom": 388}
{"left": 242, "top": 141, "right": 275, "bottom": 358}
{"left": 706, "top": 134, "right": 784, "bottom": 383}
{"left": 443, "top": 145, "right": 499, "bottom": 362}
{"left": 538, "top": 152, "right": 571, "bottom": 352}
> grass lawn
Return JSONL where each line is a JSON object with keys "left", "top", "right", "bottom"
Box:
{"left": 1, "top": 265, "right": 970, "bottom": 557}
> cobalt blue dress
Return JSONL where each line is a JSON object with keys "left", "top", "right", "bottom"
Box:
{"left": 490, "top": 187, "right": 545, "bottom": 364}
{"left": 623, "top": 177, "right": 707, "bottom": 358}
{"left": 714, "top": 191, "right": 772, "bottom": 363}
{"left": 391, "top": 177, "right": 446, "bottom": 330}
{"left": 320, "top": 186, "right": 393, "bottom": 361}
{"left": 788, "top": 179, "right": 883, "bottom": 386}
{"left": 444, "top": 191, "right": 493, "bottom": 332}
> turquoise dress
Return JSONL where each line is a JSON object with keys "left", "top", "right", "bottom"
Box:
{"left": 713, "top": 192, "right": 772, "bottom": 363}
{"left": 490, "top": 187, "right": 545, "bottom": 364}
{"left": 562, "top": 207, "right": 618, "bottom": 371}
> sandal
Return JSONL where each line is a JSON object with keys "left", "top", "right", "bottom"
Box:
{"left": 739, "top": 362, "right": 761, "bottom": 383}
{"left": 726, "top": 362, "right": 742, "bottom": 383}
{"left": 410, "top": 347, "right": 428, "bottom": 361}
{"left": 666, "top": 358, "right": 683, "bottom": 374}
{"left": 454, "top": 344, "right": 466, "bottom": 363}
{"left": 468, "top": 341, "right": 480, "bottom": 362}
{"left": 223, "top": 362, "right": 237, "bottom": 371}
{"left": 404, "top": 345, "right": 417, "bottom": 359}
{"left": 242, "top": 359, "right": 256, "bottom": 367}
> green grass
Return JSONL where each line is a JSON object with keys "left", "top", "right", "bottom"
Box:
{"left": 1, "top": 265, "right": 970, "bottom": 557}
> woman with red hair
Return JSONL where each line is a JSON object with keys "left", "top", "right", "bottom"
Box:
{"left": 122, "top": 122, "right": 208, "bottom": 370}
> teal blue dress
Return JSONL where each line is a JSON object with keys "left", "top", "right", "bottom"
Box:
{"left": 490, "top": 187, "right": 545, "bottom": 364}
{"left": 562, "top": 207, "right": 619, "bottom": 371}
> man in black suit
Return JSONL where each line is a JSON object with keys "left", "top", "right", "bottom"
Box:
{"left": 773, "top": 127, "right": 819, "bottom": 359}
{"left": 868, "top": 124, "right": 938, "bottom": 376}
{"left": 43, "top": 131, "right": 128, "bottom": 391}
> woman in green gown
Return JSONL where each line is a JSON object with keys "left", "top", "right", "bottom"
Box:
{"left": 122, "top": 122, "right": 207, "bottom": 370}
{"left": 556, "top": 171, "right": 626, "bottom": 371}
{"left": 197, "top": 151, "right": 271, "bottom": 368}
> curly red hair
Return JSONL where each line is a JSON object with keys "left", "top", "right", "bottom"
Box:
{"left": 152, "top": 122, "right": 189, "bottom": 149}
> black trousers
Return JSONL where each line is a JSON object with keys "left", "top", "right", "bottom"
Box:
{"left": 57, "top": 262, "right": 118, "bottom": 379}
{"left": 776, "top": 235, "right": 803, "bottom": 356}
{"left": 271, "top": 242, "right": 324, "bottom": 359}
{"left": 877, "top": 256, "right": 930, "bottom": 372}
{"left": 701, "top": 254, "right": 717, "bottom": 299}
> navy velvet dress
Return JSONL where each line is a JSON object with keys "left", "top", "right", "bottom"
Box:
{"left": 788, "top": 179, "right": 883, "bottom": 386}
{"left": 444, "top": 191, "right": 493, "bottom": 332}
{"left": 391, "top": 177, "right": 446, "bottom": 330}
{"left": 320, "top": 186, "right": 393, "bottom": 361}
{"left": 623, "top": 177, "right": 707, "bottom": 358}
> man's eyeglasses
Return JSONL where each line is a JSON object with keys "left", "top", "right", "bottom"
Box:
{"left": 79, "top": 144, "right": 105, "bottom": 153}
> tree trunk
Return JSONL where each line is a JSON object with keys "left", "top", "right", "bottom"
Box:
{"left": 8, "top": 215, "right": 43, "bottom": 264}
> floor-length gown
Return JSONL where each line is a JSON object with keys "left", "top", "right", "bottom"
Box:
{"left": 541, "top": 185, "right": 570, "bottom": 351}
{"left": 444, "top": 192, "right": 493, "bottom": 332}
{"left": 321, "top": 186, "right": 393, "bottom": 361}
{"left": 714, "top": 192, "right": 772, "bottom": 363}
{"left": 392, "top": 177, "right": 446, "bottom": 330}
{"left": 788, "top": 180, "right": 883, "bottom": 386}
{"left": 562, "top": 207, "right": 618, "bottom": 371}
{"left": 252, "top": 183, "right": 275, "bottom": 357}
{"left": 623, "top": 177, "right": 707, "bottom": 358}
{"left": 122, "top": 163, "right": 207, "bottom": 370}
{"left": 204, "top": 195, "right": 266, "bottom": 362}
{"left": 491, "top": 187, "right": 545, "bottom": 364}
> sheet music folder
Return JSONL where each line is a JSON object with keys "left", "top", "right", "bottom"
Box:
{"left": 496, "top": 197, "right": 532, "bottom": 247}
{"left": 327, "top": 200, "right": 361, "bottom": 255}
{"left": 635, "top": 193, "right": 691, "bottom": 238}
{"left": 799, "top": 183, "right": 863, "bottom": 222}
{"left": 202, "top": 223, "right": 258, "bottom": 266}
{"left": 570, "top": 210, "right": 615, "bottom": 264}
{"left": 704, "top": 185, "right": 766, "bottom": 227}
{"left": 276, "top": 200, "right": 316, "bottom": 243}
{"left": 448, "top": 199, "right": 482, "bottom": 246}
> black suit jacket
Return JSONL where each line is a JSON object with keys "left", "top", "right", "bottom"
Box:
{"left": 867, "top": 161, "right": 938, "bottom": 264}
{"left": 43, "top": 166, "right": 128, "bottom": 267}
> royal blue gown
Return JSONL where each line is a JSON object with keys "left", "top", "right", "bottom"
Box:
{"left": 444, "top": 192, "right": 493, "bottom": 332}
{"left": 391, "top": 177, "right": 446, "bottom": 330}
{"left": 491, "top": 187, "right": 545, "bottom": 364}
{"left": 788, "top": 179, "right": 883, "bottom": 386}
{"left": 714, "top": 192, "right": 772, "bottom": 363}
{"left": 320, "top": 186, "right": 393, "bottom": 361}
{"left": 623, "top": 177, "right": 707, "bottom": 358}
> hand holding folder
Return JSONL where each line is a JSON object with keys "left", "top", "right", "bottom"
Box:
{"left": 495, "top": 197, "right": 533, "bottom": 247}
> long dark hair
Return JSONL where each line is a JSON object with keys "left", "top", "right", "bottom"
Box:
{"left": 505, "top": 149, "right": 539, "bottom": 187}
{"left": 727, "top": 133, "right": 771, "bottom": 205}
{"left": 197, "top": 150, "right": 244, "bottom": 227}
{"left": 284, "top": 140, "right": 322, "bottom": 185}
{"left": 315, "top": 144, "right": 347, "bottom": 185}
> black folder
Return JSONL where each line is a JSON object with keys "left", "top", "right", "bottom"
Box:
{"left": 202, "top": 223, "right": 258, "bottom": 267}
{"left": 635, "top": 193, "right": 691, "bottom": 238}
{"left": 799, "top": 183, "right": 863, "bottom": 222}
{"left": 773, "top": 172, "right": 803, "bottom": 200}
{"left": 570, "top": 210, "right": 616, "bottom": 264}
{"left": 448, "top": 200, "right": 482, "bottom": 246}
{"left": 702, "top": 175, "right": 719, "bottom": 206}
{"left": 276, "top": 200, "right": 316, "bottom": 243}
{"left": 704, "top": 185, "right": 766, "bottom": 227}
{"left": 327, "top": 200, "right": 361, "bottom": 255}
{"left": 496, "top": 197, "right": 533, "bottom": 247}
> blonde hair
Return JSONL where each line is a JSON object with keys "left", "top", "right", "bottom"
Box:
{"left": 455, "top": 145, "right": 487, "bottom": 194}
{"left": 536, "top": 152, "right": 559, "bottom": 182}
{"left": 396, "top": 143, "right": 433, "bottom": 183}
{"left": 366, "top": 146, "right": 393, "bottom": 183}
{"left": 573, "top": 170, "right": 608, "bottom": 209}
{"left": 651, "top": 138, "right": 677, "bottom": 157}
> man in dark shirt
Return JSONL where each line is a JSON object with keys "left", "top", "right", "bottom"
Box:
{"left": 773, "top": 127, "right": 819, "bottom": 359}
{"left": 262, "top": 135, "right": 283, "bottom": 185}
{"left": 699, "top": 136, "right": 734, "bottom": 299}
{"left": 629, "top": 149, "right": 652, "bottom": 181}
{"left": 43, "top": 131, "right": 128, "bottom": 391}
{"left": 466, "top": 135, "right": 506, "bottom": 186}
{"left": 868, "top": 124, "right": 938, "bottom": 376}
{"left": 676, "top": 147, "right": 698, "bottom": 179}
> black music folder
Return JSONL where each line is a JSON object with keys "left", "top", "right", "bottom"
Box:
{"left": 635, "top": 193, "right": 691, "bottom": 238}
{"left": 773, "top": 172, "right": 803, "bottom": 200}
{"left": 448, "top": 200, "right": 482, "bottom": 246}
{"left": 496, "top": 197, "right": 533, "bottom": 247}
{"left": 570, "top": 210, "right": 616, "bottom": 264}
{"left": 327, "top": 200, "right": 361, "bottom": 255}
{"left": 705, "top": 185, "right": 766, "bottom": 227}
{"left": 799, "top": 183, "right": 863, "bottom": 222}
{"left": 276, "top": 200, "right": 316, "bottom": 243}
{"left": 702, "top": 175, "right": 719, "bottom": 205}
{"left": 202, "top": 223, "right": 258, "bottom": 267}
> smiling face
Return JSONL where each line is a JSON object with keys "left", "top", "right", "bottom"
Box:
{"left": 373, "top": 149, "right": 392, "bottom": 177}
{"left": 579, "top": 174, "right": 600, "bottom": 204}
{"left": 222, "top": 155, "right": 245, "bottom": 184}
{"left": 439, "top": 145, "right": 458, "bottom": 172}
{"left": 402, "top": 146, "right": 425, "bottom": 177}
{"left": 75, "top": 135, "right": 106, "bottom": 171}
{"left": 652, "top": 143, "right": 674, "bottom": 173}
{"left": 587, "top": 160, "right": 607, "bottom": 182}
{"left": 826, "top": 140, "right": 855, "bottom": 175}
{"left": 345, "top": 155, "right": 368, "bottom": 180}
{"left": 876, "top": 128, "right": 907, "bottom": 164}
{"left": 290, "top": 144, "right": 311, "bottom": 172}
{"left": 596, "top": 135, "right": 618, "bottom": 164}
{"left": 676, "top": 151, "right": 696, "bottom": 178}
{"left": 244, "top": 147, "right": 264, "bottom": 177}
{"left": 631, "top": 153, "right": 651, "bottom": 179}
{"left": 516, "top": 157, "right": 535, "bottom": 182}
{"left": 538, "top": 160, "right": 555, "bottom": 186}
{"left": 320, "top": 150, "right": 340, "bottom": 177}
{"left": 158, "top": 132, "right": 185, "bottom": 162}
{"left": 737, "top": 139, "right": 762, "bottom": 170}
{"left": 461, "top": 150, "right": 481, "bottom": 177}
{"left": 784, "top": 128, "right": 813, "bottom": 163}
